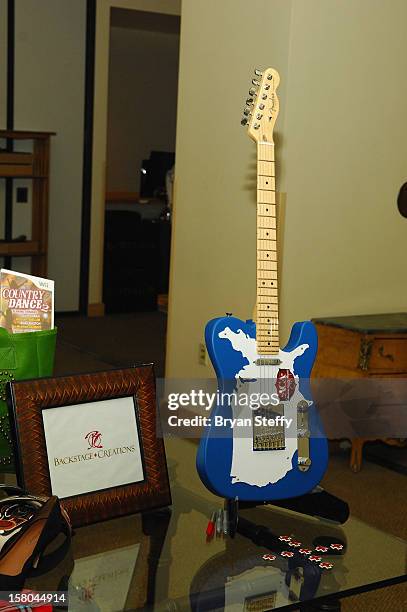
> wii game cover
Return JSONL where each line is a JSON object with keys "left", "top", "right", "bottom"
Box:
{"left": 0, "top": 269, "right": 54, "bottom": 333}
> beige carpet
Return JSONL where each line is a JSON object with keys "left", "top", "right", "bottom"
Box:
{"left": 322, "top": 445, "right": 407, "bottom": 611}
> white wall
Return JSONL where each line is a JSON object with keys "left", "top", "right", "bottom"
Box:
{"left": 166, "top": 0, "right": 293, "bottom": 377}
{"left": 107, "top": 23, "right": 179, "bottom": 192}
{"left": 281, "top": 0, "right": 407, "bottom": 325}
{"left": 166, "top": 0, "right": 407, "bottom": 378}
{"left": 2, "top": 0, "right": 87, "bottom": 311}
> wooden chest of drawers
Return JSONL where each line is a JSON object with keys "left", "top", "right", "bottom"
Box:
{"left": 312, "top": 313, "right": 407, "bottom": 470}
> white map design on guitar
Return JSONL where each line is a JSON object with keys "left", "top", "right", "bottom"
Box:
{"left": 219, "top": 326, "right": 311, "bottom": 487}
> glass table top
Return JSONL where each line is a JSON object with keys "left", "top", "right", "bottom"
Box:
{"left": 13, "top": 438, "right": 406, "bottom": 610}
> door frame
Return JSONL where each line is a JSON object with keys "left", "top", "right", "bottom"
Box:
{"left": 84, "top": 0, "right": 180, "bottom": 316}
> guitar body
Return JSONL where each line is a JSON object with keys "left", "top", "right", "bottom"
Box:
{"left": 196, "top": 315, "right": 328, "bottom": 501}
{"left": 197, "top": 68, "right": 328, "bottom": 501}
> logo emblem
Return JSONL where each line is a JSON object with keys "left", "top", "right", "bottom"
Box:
{"left": 276, "top": 369, "right": 296, "bottom": 401}
{"left": 85, "top": 430, "right": 103, "bottom": 449}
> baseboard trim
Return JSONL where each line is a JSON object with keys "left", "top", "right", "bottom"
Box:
{"left": 87, "top": 302, "right": 105, "bottom": 317}
{"left": 55, "top": 311, "right": 80, "bottom": 317}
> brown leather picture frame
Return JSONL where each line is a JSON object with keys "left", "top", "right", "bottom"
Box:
{"left": 6, "top": 365, "right": 171, "bottom": 527}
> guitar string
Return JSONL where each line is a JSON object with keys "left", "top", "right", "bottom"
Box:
{"left": 257, "top": 143, "right": 279, "bottom": 447}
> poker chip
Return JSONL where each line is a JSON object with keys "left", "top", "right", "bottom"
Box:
{"left": 279, "top": 535, "right": 292, "bottom": 542}
{"left": 262, "top": 554, "right": 276, "bottom": 561}
{"left": 281, "top": 551, "right": 294, "bottom": 558}
{"left": 299, "top": 548, "right": 312, "bottom": 555}
{"left": 330, "top": 543, "right": 343, "bottom": 550}
{"left": 315, "top": 545, "right": 329, "bottom": 552}
{"left": 288, "top": 540, "right": 301, "bottom": 547}
{"left": 319, "top": 562, "right": 334, "bottom": 570}
{"left": 309, "top": 555, "right": 322, "bottom": 563}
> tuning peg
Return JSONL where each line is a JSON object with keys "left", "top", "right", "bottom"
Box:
{"left": 254, "top": 69, "right": 263, "bottom": 76}
{"left": 253, "top": 123, "right": 260, "bottom": 130}
{"left": 240, "top": 117, "right": 249, "bottom": 126}
{"left": 246, "top": 97, "right": 254, "bottom": 105}
{"left": 249, "top": 87, "right": 257, "bottom": 96}
{"left": 243, "top": 107, "right": 252, "bottom": 116}
{"left": 252, "top": 79, "right": 260, "bottom": 86}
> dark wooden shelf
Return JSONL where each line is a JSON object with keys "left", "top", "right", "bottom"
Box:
{"left": 0, "top": 152, "right": 33, "bottom": 163}
{"left": 0, "top": 130, "right": 56, "bottom": 140}
{"left": 0, "top": 174, "right": 47, "bottom": 179}
{"left": 0, "top": 152, "right": 34, "bottom": 177}
{"left": 0, "top": 241, "right": 40, "bottom": 257}
{"left": 0, "top": 129, "right": 55, "bottom": 276}
{"left": 0, "top": 169, "right": 32, "bottom": 178}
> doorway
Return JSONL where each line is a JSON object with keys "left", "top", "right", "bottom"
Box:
{"left": 102, "top": 7, "right": 180, "bottom": 369}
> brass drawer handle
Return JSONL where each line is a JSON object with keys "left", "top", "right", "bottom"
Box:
{"left": 378, "top": 346, "right": 395, "bottom": 362}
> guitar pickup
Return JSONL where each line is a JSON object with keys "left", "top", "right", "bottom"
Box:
{"left": 255, "top": 357, "right": 282, "bottom": 366}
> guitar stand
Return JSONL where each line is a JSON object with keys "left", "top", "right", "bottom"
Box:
{"left": 226, "top": 486, "right": 349, "bottom": 541}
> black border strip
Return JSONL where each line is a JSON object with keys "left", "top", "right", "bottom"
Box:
{"left": 6, "top": 0, "right": 14, "bottom": 131}
{"left": 79, "top": 0, "right": 97, "bottom": 314}
{"left": 5, "top": 0, "right": 15, "bottom": 268}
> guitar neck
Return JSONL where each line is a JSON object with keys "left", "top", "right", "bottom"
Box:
{"left": 256, "top": 142, "right": 279, "bottom": 355}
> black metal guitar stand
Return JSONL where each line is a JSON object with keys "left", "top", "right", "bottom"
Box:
{"left": 226, "top": 486, "right": 349, "bottom": 540}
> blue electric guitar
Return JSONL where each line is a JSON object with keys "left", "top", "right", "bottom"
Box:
{"left": 197, "top": 68, "right": 328, "bottom": 501}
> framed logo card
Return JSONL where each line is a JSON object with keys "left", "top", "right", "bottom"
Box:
{"left": 42, "top": 396, "right": 145, "bottom": 499}
{"left": 7, "top": 365, "right": 171, "bottom": 526}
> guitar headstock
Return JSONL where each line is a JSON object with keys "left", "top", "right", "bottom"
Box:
{"left": 241, "top": 67, "right": 280, "bottom": 143}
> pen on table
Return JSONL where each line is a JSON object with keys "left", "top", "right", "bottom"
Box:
{"left": 206, "top": 511, "right": 216, "bottom": 540}
{"left": 223, "top": 507, "right": 229, "bottom": 536}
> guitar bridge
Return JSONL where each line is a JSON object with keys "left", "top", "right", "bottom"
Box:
{"left": 253, "top": 404, "right": 285, "bottom": 451}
